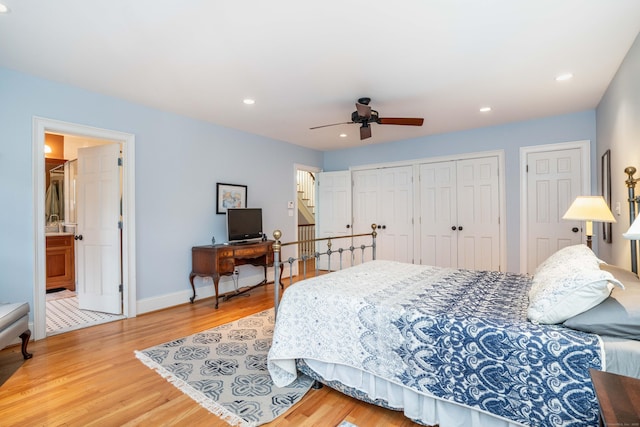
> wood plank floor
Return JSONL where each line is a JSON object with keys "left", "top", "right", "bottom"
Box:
{"left": 0, "top": 283, "right": 424, "bottom": 427}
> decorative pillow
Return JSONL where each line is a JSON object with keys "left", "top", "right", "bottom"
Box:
{"left": 528, "top": 244, "right": 601, "bottom": 301}
{"left": 563, "top": 264, "right": 640, "bottom": 339}
{"left": 533, "top": 244, "right": 600, "bottom": 276}
{"left": 527, "top": 246, "right": 623, "bottom": 324}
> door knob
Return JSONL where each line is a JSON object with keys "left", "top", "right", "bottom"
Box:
{"left": 377, "top": 225, "right": 381, "bottom": 229}
{"left": 458, "top": 226, "right": 463, "bottom": 231}
{"left": 572, "top": 227, "right": 579, "bottom": 233}
{"left": 74, "top": 235, "right": 83, "bottom": 241}
{"left": 346, "top": 224, "right": 350, "bottom": 229}
{"left": 451, "top": 226, "right": 456, "bottom": 231}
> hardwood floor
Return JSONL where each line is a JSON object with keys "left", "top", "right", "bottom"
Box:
{"left": 0, "top": 283, "right": 423, "bottom": 427}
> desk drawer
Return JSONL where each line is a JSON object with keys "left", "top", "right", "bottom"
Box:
{"left": 217, "top": 248, "right": 233, "bottom": 258}
{"left": 234, "top": 247, "right": 266, "bottom": 258}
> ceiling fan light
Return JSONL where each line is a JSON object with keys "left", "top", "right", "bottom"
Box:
{"left": 479, "top": 106, "right": 492, "bottom": 113}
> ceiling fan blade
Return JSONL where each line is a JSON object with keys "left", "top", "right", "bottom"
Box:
{"left": 309, "top": 121, "right": 353, "bottom": 130}
{"left": 377, "top": 117, "right": 424, "bottom": 126}
{"left": 360, "top": 125, "right": 372, "bottom": 140}
{"left": 355, "top": 102, "right": 371, "bottom": 119}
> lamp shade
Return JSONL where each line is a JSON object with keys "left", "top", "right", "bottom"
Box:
{"left": 562, "top": 196, "right": 617, "bottom": 222}
{"left": 623, "top": 215, "right": 640, "bottom": 240}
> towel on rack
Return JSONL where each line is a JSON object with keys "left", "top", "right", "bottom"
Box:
{"left": 45, "top": 180, "right": 64, "bottom": 220}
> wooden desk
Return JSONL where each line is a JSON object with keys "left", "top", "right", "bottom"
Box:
{"left": 189, "top": 240, "right": 274, "bottom": 308}
{"left": 590, "top": 369, "right": 640, "bottom": 427}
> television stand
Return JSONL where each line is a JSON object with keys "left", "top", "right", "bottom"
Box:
{"left": 189, "top": 240, "right": 274, "bottom": 308}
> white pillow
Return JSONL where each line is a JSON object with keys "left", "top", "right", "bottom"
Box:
{"left": 527, "top": 245, "right": 623, "bottom": 324}
{"left": 528, "top": 244, "right": 601, "bottom": 301}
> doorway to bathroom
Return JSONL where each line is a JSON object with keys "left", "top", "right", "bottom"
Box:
{"left": 32, "top": 117, "right": 137, "bottom": 340}
{"left": 44, "top": 135, "right": 122, "bottom": 335}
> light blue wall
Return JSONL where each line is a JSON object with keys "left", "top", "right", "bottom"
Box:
{"left": 0, "top": 67, "right": 323, "bottom": 308}
{"left": 323, "top": 110, "right": 598, "bottom": 272}
{"left": 596, "top": 31, "right": 640, "bottom": 268}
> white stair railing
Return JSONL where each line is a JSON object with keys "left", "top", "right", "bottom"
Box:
{"left": 297, "top": 170, "right": 315, "bottom": 215}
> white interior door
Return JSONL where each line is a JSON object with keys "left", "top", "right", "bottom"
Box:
{"left": 526, "top": 148, "right": 583, "bottom": 274}
{"left": 353, "top": 166, "right": 413, "bottom": 263}
{"left": 419, "top": 156, "right": 500, "bottom": 270}
{"left": 76, "top": 144, "right": 122, "bottom": 314}
{"left": 377, "top": 166, "right": 414, "bottom": 263}
{"left": 316, "top": 171, "right": 352, "bottom": 270}
{"left": 352, "top": 169, "right": 380, "bottom": 263}
{"left": 419, "top": 161, "right": 457, "bottom": 267}
{"left": 456, "top": 157, "right": 500, "bottom": 271}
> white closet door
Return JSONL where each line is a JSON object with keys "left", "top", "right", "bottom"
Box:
{"left": 419, "top": 156, "right": 500, "bottom": 270}
{"left": 352, "top": 169, "right": 380, "bottom": 263}
{"left": 419, "top": 161, "right": 457, "bottom": 267}
{"left": 456, "top": 157, "right": 500, "bottom": 271}
{"left": 378, "top": 166, "right": 414, "bottom": 263}
{"left": 526, "top": 148, "right": 583, "bottom": 274}
{"left": 316, "top": 171, "right": 352, "bottom": 270}
{"left": 353, "top": 166, "right": 414, "bottom": 263}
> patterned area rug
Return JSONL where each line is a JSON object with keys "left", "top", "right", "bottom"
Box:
{"left": 135, "top": 309, "right": 314, "bottom": 427}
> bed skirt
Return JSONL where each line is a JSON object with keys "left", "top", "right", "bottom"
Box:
{"left": 298, "top": 359, "right": 525, "bottom": 427}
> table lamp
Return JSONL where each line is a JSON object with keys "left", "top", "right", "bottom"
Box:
{"left": 623, "top": 215, "right": 640, "bottom": 240}
{"left": 623, "top": 215, "right": 640, "bottom": 274}
{"left": 562, "top": 196, "right": 616, "bottom": 249}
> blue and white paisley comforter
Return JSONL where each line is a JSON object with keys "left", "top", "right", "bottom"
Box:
{"left": 267, "top": 260, "right": 603, "bottom": 427}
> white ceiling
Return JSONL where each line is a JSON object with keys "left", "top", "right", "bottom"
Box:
{"left": 2, "top": 1, "right": 640, "bottom": 151}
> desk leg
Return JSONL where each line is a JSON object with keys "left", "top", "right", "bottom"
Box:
{"left": 189, "top": 273, "right": 197, "bottom": 303}
{"left": 212, "top": 275, "right": 220, "bottom": 309}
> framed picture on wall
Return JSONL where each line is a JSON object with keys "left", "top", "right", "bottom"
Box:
{"left": 601, "top": 149, "right": 612, "bottom": 243}
{"left": 216, "top": 183, "right": 247, "bottom": 214}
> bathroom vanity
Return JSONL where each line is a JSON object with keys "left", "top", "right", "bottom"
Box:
{"left": 45, "top": 233, "right": 75, "bottom": 291}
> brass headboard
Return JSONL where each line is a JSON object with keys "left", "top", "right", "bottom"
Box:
{"left": 625, "top": 166, "right": 639, "bottom": 274}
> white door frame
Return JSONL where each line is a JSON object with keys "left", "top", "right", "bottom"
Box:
{"left": 291, "top": 163, "right": 321, "bottom": 274}
{"left": 32, "top": 117, "right": 137, "bottom": 340}
{"left": 519, "top": 140, "right": 590, "bottom": 274}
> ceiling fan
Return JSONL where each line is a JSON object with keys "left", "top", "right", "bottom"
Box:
{"left": 310, "top": 97, "right": 424, "bottom": 140}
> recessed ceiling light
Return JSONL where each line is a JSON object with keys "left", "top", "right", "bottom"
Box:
{"left": 339, "top": 133, "right": 347, "bottom": 138}
{"left": 479, "top": 106, "right": 492, "bottom": 113}
{"left": 243, "top": 98, "right": 255, "bottom": 105}
{"left": 556, "top": 73, "right": 573, "bottom": 82}
{"left": 0, "top": 3, "right": 9, "bottom": 13}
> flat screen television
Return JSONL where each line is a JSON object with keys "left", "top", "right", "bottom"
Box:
{"left": 226, "top": 208, "right": 263, "bottom": 243}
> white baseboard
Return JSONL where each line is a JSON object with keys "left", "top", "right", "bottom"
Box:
{"left": 136, "top": 269, "right": 271, "bottom": 314}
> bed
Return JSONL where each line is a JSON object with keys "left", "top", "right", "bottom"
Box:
{"left": 267, "top": 237, "right": 640, "bottom": 426}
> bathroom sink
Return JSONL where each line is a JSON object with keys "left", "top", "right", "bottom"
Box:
{"left": 45, "top": 224, "right": 60, "bottom": 233}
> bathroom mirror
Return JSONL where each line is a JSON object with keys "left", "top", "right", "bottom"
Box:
{"left": 45, "top": 158, "right": 77, "bottom": 230}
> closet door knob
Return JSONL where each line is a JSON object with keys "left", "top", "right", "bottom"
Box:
{"left": 346, "top": 224, "right": 351, "bottom": 229}
{"left": 458, "top": 226, "right": 463, "bottom": 231}
{"left": 572, "top": 227, "right": 579, "bottom": 233}
{"left": 451, "top": 226, "right": 456, "bottom": 231}
{"left": 382, "top": 225, "right": 386, "bottom": 229}
{"left": 74, "top": 234, "right": 83, "bottom": 241}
